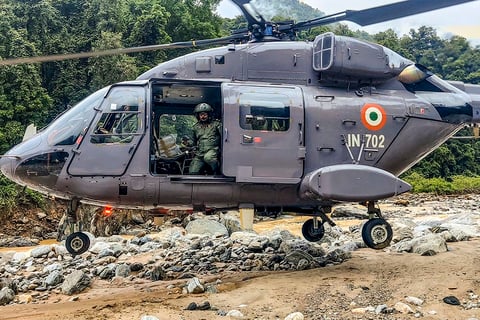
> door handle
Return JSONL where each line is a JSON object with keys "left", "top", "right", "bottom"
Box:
{"left": 298, "top": 123, "right": 303, "bottom": 145}
{"left": 224, "top": 127, "right": 228, "bottom": 142}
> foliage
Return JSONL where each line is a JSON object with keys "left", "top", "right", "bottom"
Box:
{"left": 403, "top": 172, "right": 480, "bottom": 194}
{"left": 251, "top": 0, "right": 324, "bottom": 21}
{"left": 0, "top": 175, "right": 45, "bottom": 216}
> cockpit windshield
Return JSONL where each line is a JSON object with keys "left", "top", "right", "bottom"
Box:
{"left": 44, "top": 87, "right": 109, "bottom": 146}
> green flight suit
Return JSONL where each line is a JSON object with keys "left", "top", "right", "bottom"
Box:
{"left": 189, "top": 119, "right": 222, "bottom": 174}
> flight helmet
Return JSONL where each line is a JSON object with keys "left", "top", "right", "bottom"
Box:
{"left": 194, "top": 103, "right": 213, "bottom": 114}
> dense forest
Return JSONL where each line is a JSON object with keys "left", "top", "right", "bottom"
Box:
{"left": 0, "top": 0, "right": 479, "bottom": 187}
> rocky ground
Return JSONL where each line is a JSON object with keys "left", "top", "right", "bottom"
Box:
{"left": 0, "top": 193, "right": 479, "bottom": 320}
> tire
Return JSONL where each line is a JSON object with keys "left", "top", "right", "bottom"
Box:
{"left": 361, "top": 218, "right": 393, "bottom": 249}
{"left": 302, "top": 218, "right": 325, "bottom": 242}
{"left": 65, "top": 232, "right": 92, "bottom": 256}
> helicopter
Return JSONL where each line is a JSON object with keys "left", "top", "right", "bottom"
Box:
{"left": 1, "top": 0, "right": 479, "bottom": 255}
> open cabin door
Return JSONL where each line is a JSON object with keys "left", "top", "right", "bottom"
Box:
{"left": 222, "top": 83, "right": 305, "bottom": 183}
{"left": 67, "top": 85, "right": 145, "bottom": 176}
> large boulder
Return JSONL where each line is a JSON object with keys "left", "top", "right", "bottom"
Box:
{"left": 61, "top": 270, "right": 91, "bottom": 295}
{"left": 411, "top": 234, "right": 448, "bottom": 255}
{"left": 185, "top": 219, "right": 228, "bottom": 237}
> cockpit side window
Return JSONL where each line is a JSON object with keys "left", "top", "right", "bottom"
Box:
{"left": 90, "top": 86, "right": 144, "bottom": 144}
{"left": 46, "top": 87, "right": 108, "bottom": 146}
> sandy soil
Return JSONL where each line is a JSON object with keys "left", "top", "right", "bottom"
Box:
{"left": 1, "top": 239, "right": 479, "bottom": 320}
{"left": 1, "top": 197, "right": 480, "bottom": 320}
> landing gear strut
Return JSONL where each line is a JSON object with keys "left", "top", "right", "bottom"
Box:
{"left": 57, "top": 198, "right": 93, "bottom": 255}
{"left": 301, "top": 207, "right": 335, "bottom": 242}
{"left": 361, "top": 201, "right": 393, "bottom": 249}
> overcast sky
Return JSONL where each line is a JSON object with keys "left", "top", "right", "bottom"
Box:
{"left": 217, "top": 0, "right": 480, "bottom": 46}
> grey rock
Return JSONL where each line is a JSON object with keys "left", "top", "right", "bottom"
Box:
{"left": 331, "top": 205, "right": 368, "bottom": 219}
{"left": 97, "top": 248, "right": 115, "bottom": 258}
{"left": 296, "top": 259, "right": 310, "bottom": 271}
{"left": 280, "top": 239, "right": 324, "bottom": 257}
{"left": 326, "top": 248, "right": 351, "bottom": 262}
{"left": 230, "top": 231, "right": 263, "bottom": 246}
{"left": 4, "top": 237, "right": 39, "bottom": 247}
{"left": 0, "top": 287, "right": 15, "bottom": 305}
{"left": 130, "top": 212, "right": 145, "bottom": 224}
{"left": 186, "top": 277, "right": 204, "bottom": 294}
{"left": 220, "top": 212, "right": 242, "bottom": 235}
{"left": 44, "top": 270, "right": 64, "bottom": 287}
{"left": 442, "top": 228, "right": 470, "bottom": 241}
{"left": 43, "top": 263, "right": 63, "bottom": 273}
{"left": 130, "top": 262, "right": 144, "bottom": 272}
{"left": 30, "top": 245, "right": 52, "bottom": 258}
{"left": 61, "top": 270, "right": 91, "bottom": 295}
{"left": 140, "top": 316, "right": 160, "bottom": 320}
{"left": 405, "top": 296, "right": 424, "bottom": 306}
{"left": 185, "top": 219, "right": 229, "bottom": 237}
{"left": 226, "top": 310, "right": 244, "bottom": 318}
{"left": 98, "top": 264, "right": 116, "bottom": 279}
{"left": 285, "top": 250, "right": 314, "bottom": 265}
{"left": 394, "top": 301, "right": 414, "bottom": 314}
{"left": 411, "top": 234, "right": 448, "bottom": 255}
{"left": 247, "top": 237, "right": 269, "bottom": 252}
{"left": 89, "top": 241, "right": 109, "bottom": 254}
{"left": 11, "top": 252, "right": 29, "bottom": 264}
{"left": 115, "top": 264, "right": 131, "bottom": 278}
{"left": 150, "top": 265, "right": 166, "bottom": 281}
{"left": 375, "top": 304, "right": 388, "bottom": 314}
{"left": 0, "top": 278, "right": 17, "bottom": 293}
{"left": 284, "top": 312, "right": 304, "bottom": 320}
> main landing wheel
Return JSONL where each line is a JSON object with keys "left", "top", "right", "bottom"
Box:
{"left": 65, "top": 232, "right": 92, "bottom": 256}
{"left": 361, "top": 218, "right": 393, "bottom": 250}
{"left": 302, "top": 218, "right": 325, "bottom": 242}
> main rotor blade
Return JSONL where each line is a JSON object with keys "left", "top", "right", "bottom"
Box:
{"left": 0, "top": 35, "right": 245, "bottom": 66}
{"left": 293, "top": 0, "right": 478, "bottom": 31}
{"left": 230, "top": 0, "right": 266, "bottom": 26}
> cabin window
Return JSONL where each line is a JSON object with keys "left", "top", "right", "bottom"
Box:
{"left": 90, "top": 87, "right": 143, "bottom": 144}
{"left": 238, "top": 92, "right": 290, "bottom": 132}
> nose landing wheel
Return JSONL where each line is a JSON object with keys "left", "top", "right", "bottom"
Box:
{"left": 65, "top": 232, "right": 92, "bottom": 256}
{"left": 58, "top": 198, "right": 95, "bottom": 255}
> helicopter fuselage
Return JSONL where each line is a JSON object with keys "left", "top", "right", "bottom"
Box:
{"left": 1, "top": 33, "right": 479, "bottom": 215}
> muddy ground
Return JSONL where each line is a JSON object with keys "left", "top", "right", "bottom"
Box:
{"left": 1, "top": 195, "right": 480, "bottom": 320}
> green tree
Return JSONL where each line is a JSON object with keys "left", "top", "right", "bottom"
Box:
{"left": 125, "top": 1, "right": 171, "bottom": 73}
{"left": 374, "top": 29, "right": 401, "bottom": 53}
{"left": 89, "top": 31, "right": 138, "bottom": 89}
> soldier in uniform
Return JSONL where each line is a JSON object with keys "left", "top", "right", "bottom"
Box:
{"left": 189, "top": 103, "right": 222, "bottom": 174}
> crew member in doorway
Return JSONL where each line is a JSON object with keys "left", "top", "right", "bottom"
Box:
{"left": 189, "top": 103, "right": 222, "bottom": 174}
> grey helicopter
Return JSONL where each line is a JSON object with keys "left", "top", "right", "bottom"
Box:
{"left": 1, "top": 0, "right": 479, "bottom": 255}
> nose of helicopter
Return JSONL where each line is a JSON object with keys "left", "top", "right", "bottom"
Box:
{"left": 0, "top": 131, "right": 71, "bottom": 194}
{"left": 0, "top": 134, "right": 40, "bottom": 185}
{"left": 0, "top": 154, "right": 18, "bottom": 182}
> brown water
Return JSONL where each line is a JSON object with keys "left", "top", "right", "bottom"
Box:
{"left": 0, "top": 239, "right": 59, "bottom": 253}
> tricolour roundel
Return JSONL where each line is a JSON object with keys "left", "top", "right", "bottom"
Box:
{"left": 361, "top": 103, "right": 387, "bottom": 131}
